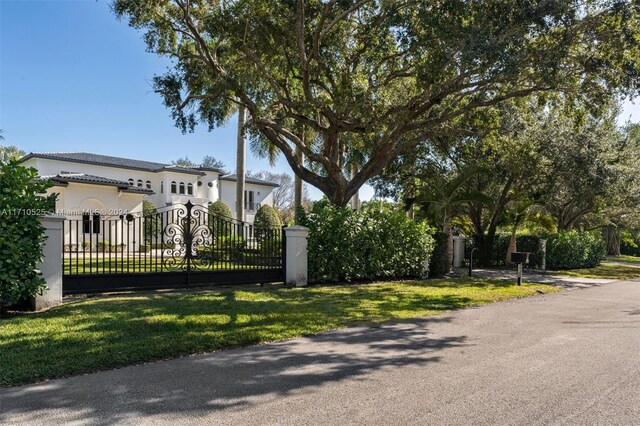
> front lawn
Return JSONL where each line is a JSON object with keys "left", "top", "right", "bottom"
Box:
{"left": 0, "top": 278, "right": 558, "bottom": 387}
{"left": 552, "top": 262, "right": 640, "bottom": 280}
{"left": 605, "top": 254, "right": 640, "bottom": 264}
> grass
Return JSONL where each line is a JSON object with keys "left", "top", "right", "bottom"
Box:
{"left": 605, "top": 254, "right": 640, "bottom": 264}
{"left": 63, "top": 257, "right": 274, "bottom": 274}
{"left": 0, "top": 278, "right": 558, "bottom": 387}
{"left": 552, "top": 262, "right": 640, "bottom": 280}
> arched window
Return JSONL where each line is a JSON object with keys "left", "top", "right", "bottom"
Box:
{"left": 179, "top": 182, "right": 185, "bottom": 195}
{"left": 161, "top": 181, "right": 164, "bottom": 193}
{"left": 136, "top": 179, "right": 142, "bottom": 187}
{"left": 128, "top": 178, "right": 134, "bottom": 186}
{"left": 146, "top": 180, "right": 152, "bottom": 190}
{"left": 187, "top": 183, "right": 193, "bottom": 195}
{"left": 171, "top": 181, "right": 177, "bottom": 193}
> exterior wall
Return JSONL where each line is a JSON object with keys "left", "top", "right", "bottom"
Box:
{"left": 25, "top": 157, "right": 276, "bottom": 224}
{"left": 219, "top": 180, "right": 275, "bottom": 222}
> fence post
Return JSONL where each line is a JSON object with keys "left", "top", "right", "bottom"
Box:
{"left": 284, "top": 225, "right": 309, "bottom": 287}
{"left": 32, "top": 215, "right": 66, "bottom": 311}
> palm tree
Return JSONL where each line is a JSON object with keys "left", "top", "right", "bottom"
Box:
{"left": 413, "top": 166, "right": 491, "bottom": 271}
{"left": 503, "top": 202, "right": 556, "bottom": 265}
{"left": 236, "top": 106, "right": 246, "bottom": 222}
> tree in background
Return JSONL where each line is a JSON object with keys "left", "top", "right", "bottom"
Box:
{"left": 172, "top": 155, "right": 226, "bottom": 171}
{"left": 248, "top": 170, "right": 311, "bottom": 223}
{"left": 0, "top": 131, "right": 26, "bottom": 164}
{"left": 114, "top": 0, "right": 640, "bottom": 206}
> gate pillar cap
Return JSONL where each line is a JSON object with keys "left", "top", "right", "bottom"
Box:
{"left": 284, "top": 225, "right": 309, "bottom": 237}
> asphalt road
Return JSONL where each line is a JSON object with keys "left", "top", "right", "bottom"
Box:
{"left": 1, "top": 280, "right": 639, "bottom": 425}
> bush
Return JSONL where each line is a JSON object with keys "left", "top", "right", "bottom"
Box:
{"left": 0, "top": 161, "right": 56, "bottom": 309}
{"left": 467, "top": 233, "right": 545, "bottom": 269}
{"left": 546, "top": 230, "right": 606, "bottom": 270}
{"left": 299, "top": 202, "right": 435, "bottom": 283}
{"left": 96, "top": 241, "right": 110, "bottom": 252}
{"left": 208, "top": 200, "right": 233, "bottom": 219}
{"left": 254, "top": 204, "right": 282, "bottom": 241}
{"left": 428, "top": 232, "right": 449, "bottom": 277}
{"left": 620, "top": 230, "right": 640, "bottom": 257}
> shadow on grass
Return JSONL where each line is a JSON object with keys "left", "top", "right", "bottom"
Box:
{"left": 0, "top": 283, "right": 479, "bottom": 388}
{"left": 0, "top": 312, "right": 466, "bottom": 424}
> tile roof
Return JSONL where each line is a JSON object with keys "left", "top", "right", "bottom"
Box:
{"left": 40, "top": 173, "right": 154, "bottom": 194}
{"left": 219, "top": 174, "right": 280, "bottom": 187}
{"left": 20, "top": 152, "right": 222, "bottom": 175}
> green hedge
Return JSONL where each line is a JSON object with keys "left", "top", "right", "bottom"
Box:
{"left": 299, "top": 202, "right": 435, "bottom": 283}
{"left": 0, "top": 161, "right": 56, "bottom": 308}
{"left": 620, "top": 230, "right": 640, "bottom": 257}
{"left": 546, "top": 230, "right": 606, "bottom": 270}
{"left": 467, "top": 234, "right": 545, "bottom": 268}
{"left": 428, "top": 232, "right": 449, "bottom": 278}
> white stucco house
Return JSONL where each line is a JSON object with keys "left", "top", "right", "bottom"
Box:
{"left": 19, "top": 152, "right": 278, "bottom": 225}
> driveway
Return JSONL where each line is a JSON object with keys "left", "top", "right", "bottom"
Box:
{"left": 1, "top": 280, "right": 638, "bottom": 425}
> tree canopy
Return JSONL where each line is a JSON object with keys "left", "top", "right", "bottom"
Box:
{"left": 172, "top": 155, "right": 226, "bottom": 171}
{"left": 114, "top": 0, "right": 640, "bottom": 205}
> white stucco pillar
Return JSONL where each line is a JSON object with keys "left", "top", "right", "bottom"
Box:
{"left": 32, "top": 215, "right": 65, "bottom": 311}
{"left": 284, "top": 225, "right": 309, "bottom": 287}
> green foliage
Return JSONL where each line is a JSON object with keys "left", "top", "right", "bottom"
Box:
{"left": 114, "top": 0, "right": 640, "bottom": 205}
{"left": 0, "top": 145, "right": 26, "bottom": 164}
{"left": 0, "top": 161, "right": 56, "bottom": 308}
{"left": 620, "top": 230, "right": 640, "bottom": 257}
{"left": 428, "top": 233, "right": 450, "bottom": 278}
{"left": 208, "top": 200, "right": 233, "bottom": 220}
{"left": 254, "top": 204, "right": 282, "bottom": 228}
{"left": 546, "top": 231, "right": 606, "bottom": 270}
{"left": 299, "top": 202, "right": 435, "bottom": 282}
{"left": 142, "top": 200, "right": 161, "bottom": 243}
{"left": 254, "top": 204, "right": 282, "bottom": 242}
{"left": 96, "top": 241, "right": 110, "bottom": 252}
{"left": 468, "top": 233, "right": 546, "bottom": 268}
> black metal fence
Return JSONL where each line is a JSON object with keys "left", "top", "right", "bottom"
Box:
{"left": 62, "top": 201, "right": 284, "bottom": 292}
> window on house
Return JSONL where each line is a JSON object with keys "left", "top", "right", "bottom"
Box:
{"left": 137, "top": 179, "right": 143, "bottom": 187}
{"left": 171, "top": 181, "right": 177, "bottom": 193}
{"left": 179, "top": 182, "right": 185, "bottom": 194}
{"left": 187, "top": 183, "right": 193, "bottom": 195}
{"left": 128, "top": 179, "right": 134, "bottom": 186}
{"left": 244, "top": 190, "right": 255, "bottom": 211}
{"left": 92, "top": 213, "right": 101, "bottom": 234}
{"left": 146, "top": 180, "right": 152, "bottom": 190}
{"left": 160, "top": 181, "right": 164, "bottom": 193}
{"left": 82, "top": 213, "right": 101, "bottom": 234}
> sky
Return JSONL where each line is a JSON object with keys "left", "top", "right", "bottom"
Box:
{"left": 1, "top": 0, "right": 639, "bottom": 201}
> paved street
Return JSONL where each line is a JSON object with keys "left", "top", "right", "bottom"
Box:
{"left": 1, "top": 279, "right": 638, "bottom": 425}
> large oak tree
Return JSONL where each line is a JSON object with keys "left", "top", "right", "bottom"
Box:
{"left": 114, "top": 0, "right": 640, "bottom": 205}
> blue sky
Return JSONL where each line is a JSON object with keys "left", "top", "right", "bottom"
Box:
{"left": 1, "top": 0, "right": 638, "bottom": 201}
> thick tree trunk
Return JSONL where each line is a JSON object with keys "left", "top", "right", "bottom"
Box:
{"left": 235, "top": 106, "right": 246, "bottom": 222}
{"left": 603, "top": 226, "right": 621, "bottom": 256}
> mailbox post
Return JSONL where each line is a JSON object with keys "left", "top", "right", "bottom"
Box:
{"left": 510, "top": 252, "right": 530, "bottom": 286}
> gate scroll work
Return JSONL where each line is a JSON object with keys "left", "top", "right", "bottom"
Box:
{"left": 62, "top": 201, "right": 284, "bottom": 293}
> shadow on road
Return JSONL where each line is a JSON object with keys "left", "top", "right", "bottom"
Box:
{"left": 0, "top": 317, "right": 467, "bottom": 425}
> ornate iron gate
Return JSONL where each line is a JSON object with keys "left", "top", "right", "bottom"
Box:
{"left": 62, "top": 201, "right": 284, "bottom": 293}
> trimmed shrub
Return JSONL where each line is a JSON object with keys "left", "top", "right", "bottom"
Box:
{"left": 299, "top": 202, "right": 435, "bottom": 283}
{"left": 0, "top": 161, "right": 56, "bottom": 309}
{"left": 254, "top": 204, "right": 282, "bottom": 242}
{"left": 208, "top": 200, "right": 233, "bottom": 219}
{"left": 96, "top": 241, "right": 110, "bottom": 252}
{"left": 428, "top": 232, "right": 449, "bottom": 277}
{"left": 546, "top": 230, "right": 606, "bottom": 270}
{"left": 468, "top": 233, "right": 545, "bottom": 269}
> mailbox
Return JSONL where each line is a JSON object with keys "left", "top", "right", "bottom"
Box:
{"left": 511, "top": 252, "right": 530, "bottom": 264}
